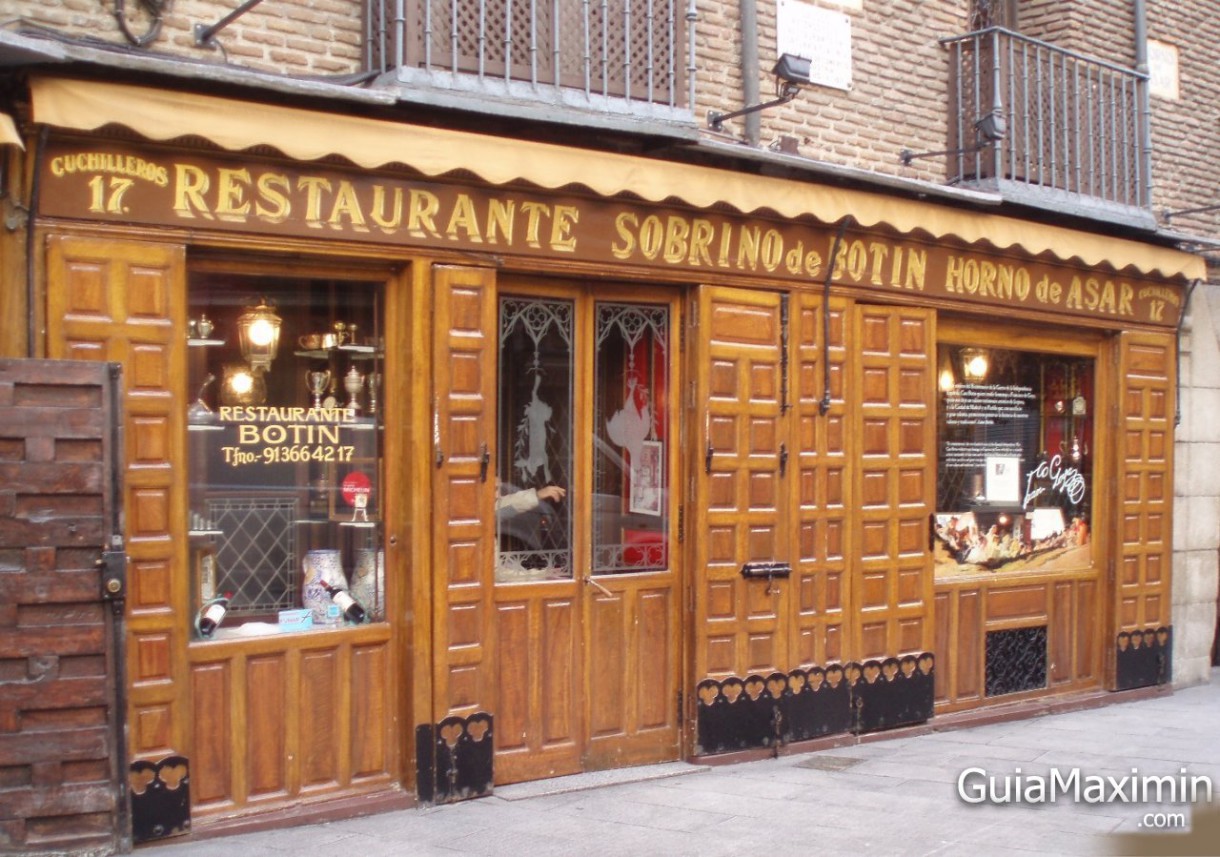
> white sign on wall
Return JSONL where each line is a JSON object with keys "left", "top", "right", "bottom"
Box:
{"left": 1147, "top": 39, "right": 1180, "bottom": 101}
{"left": 776, "top": 0, "right": 853, "bottom": 91}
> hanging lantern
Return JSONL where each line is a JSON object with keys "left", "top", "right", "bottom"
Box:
{"left": 237, "top": 299, "right": 282, "bottom": 372}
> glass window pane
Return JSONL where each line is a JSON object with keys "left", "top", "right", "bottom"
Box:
{"left": 187, "top": 273, "right": 384, "bottom": 638}
{"left": 496, "top": 297, "right": 574, "bottom": 582}
{"left": 593, "top": 302, "right": 669, "bottom": 574}
{"left": 935, "top": 344, "right": 1093, "bottom": 577}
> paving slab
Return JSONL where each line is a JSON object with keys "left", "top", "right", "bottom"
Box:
{"left": 134, "top": 669, "right": 1219, "bottom": 857}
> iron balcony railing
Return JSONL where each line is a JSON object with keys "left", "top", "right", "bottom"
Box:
{"left": 943, "top": 27, "right": 1151, "bottom": 210}
{"left": 366, "top": 0, "right": 696, "bottom": 116}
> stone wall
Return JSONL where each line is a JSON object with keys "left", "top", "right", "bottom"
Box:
{"left": 1173, "top": 278, "right": 1220, "bottom": 684}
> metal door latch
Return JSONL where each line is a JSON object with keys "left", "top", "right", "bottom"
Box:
{"left": 98, "top": 549, "right": 128, "bottom": 617}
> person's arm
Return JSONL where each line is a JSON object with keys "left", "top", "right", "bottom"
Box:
{"left": 495, "top": 488, "right": 540, "bottom": 514}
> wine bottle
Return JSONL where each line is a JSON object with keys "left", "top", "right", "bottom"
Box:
{"left": 321, "top": 581, "right": 366, "bottom": 624}
{"left": 197, "top": 594, "right": 230, "bottom": 638}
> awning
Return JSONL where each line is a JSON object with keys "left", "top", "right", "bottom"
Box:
{"left": 0, "top": 112, "right": 23, "bottom": 149}
{"left": 30, "top": 76, "right": 1205, "bottom": 282}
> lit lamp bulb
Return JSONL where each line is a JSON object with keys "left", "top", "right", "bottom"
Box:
{"left": 938, "top": 366, "right": 956, "bottom": 393}
{"left": 229, "top": 368, "right": 254, "bottom": 396}
{"left": 937, "top": 350, "right": 956, "bottom": 393}
{"left": 221, "top": 363, "right": 265, "bottom": 406}
{"left": 960, "top": 348, "right": 990, "bottom": 384}
{"left": 237, "top": 299, "right": 282, "bottom": 373}
{"left": 247, "top": 318, "right": 277, "bottom": 348}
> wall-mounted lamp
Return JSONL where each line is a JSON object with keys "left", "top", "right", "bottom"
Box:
{"left": 236, "top": 298, "right": 282, "bottom": 373}
{"left": 708, "top": 53, "right": 812, "bottom": 132}
{"left": 960, "top": 347, "right": 990, "bottom": 384}
{"left": 899, "top": 106, "right": 1007, "bottom": 166}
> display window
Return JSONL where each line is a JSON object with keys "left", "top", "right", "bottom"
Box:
{"left": 934, "top": 343, "right": 1094, "bottom": 577}
{"left": 186, "top": 271, "right": 385, "bottom": 638}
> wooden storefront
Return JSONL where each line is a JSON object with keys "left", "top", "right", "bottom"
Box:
{"left": 10, "top": 76, "right": 1203, "bottom": 835}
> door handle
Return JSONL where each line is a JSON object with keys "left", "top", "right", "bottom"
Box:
{"left": 778, "top": 443, "right": 788, "bottom": 477}
{"left": 585, "top": 576, "right": 614, "bottom": 598}
{"left": 478, "top": 443, "right": 490, "bottom": 482}
{"left": 705, "top": 442, "right": 715, "bottom": 474}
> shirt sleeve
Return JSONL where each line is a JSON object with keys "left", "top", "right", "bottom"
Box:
{"left": 494, "top": 488, "right": 539, "bottom": 514}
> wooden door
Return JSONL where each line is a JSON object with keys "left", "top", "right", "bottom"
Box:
{"left": 494, "top": 287, "right": 683, "bottom": 782}
{"left": 851, "top": 305, "right": 936, "bottom": 660}
{"left": 583, "top": 295, "right": 682, "bottom": 770}
{"left": 491, "top": 288, "right": 582, "bottom": 784}
{"left": 431, "top": 264, "right": 499, "bottom": 726}
{"left": 691, "top": 286, "right": 793, "bottom": 681}
{"left": 1112, "top": 331, "right": 1175, "bottom": 687}
{"left": 433, "top": 278, "right": 682, "bottom": 785}
{"left": 45, "top": 235, "right": 189, "bottom": 768}
{"left": 791, "top": 292, "right": 852, "bottom": 668}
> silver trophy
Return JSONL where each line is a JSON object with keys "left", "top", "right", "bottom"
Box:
{"left": 306, "top": 370, "right": 331, "bottom": 409}
{"left": 344, "top": 365, "right": 365, "bottom": 413}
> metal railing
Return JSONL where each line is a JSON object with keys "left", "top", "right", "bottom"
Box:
{"left": 943, "top": 27, "right": 1150, "bottom": 209}
{"left": 366, "top": 0, "right": 696, "bottom": 113}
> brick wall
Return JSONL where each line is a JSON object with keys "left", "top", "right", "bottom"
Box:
{"left": 0, "top": 360, "right": 122, "bottom": 855}
{"left": 692, "top": 1, "right": 1173, "bottom": 187}
{"left": 0, "top": 0, "right": 365, "bottom": 76}
{"left": 696, "top": 1, "right": 969, "bottom": 183}
{"left": 1147, "top": 0, "right": 1220, "bottom": 237}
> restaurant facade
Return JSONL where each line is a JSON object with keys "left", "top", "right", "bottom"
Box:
{"left": 2, "top": 70, "right": 1206, "bottom": 842}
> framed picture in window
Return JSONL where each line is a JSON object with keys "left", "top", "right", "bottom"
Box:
{"left": 629, "top": 439, "right": 663, "bottom": 516}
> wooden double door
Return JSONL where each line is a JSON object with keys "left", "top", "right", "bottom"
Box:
{"left": 690, "top": 285, "right": 936, "bottom": 681}
{"left": 432, "top": 267, "right": 682, "bottom": 784}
